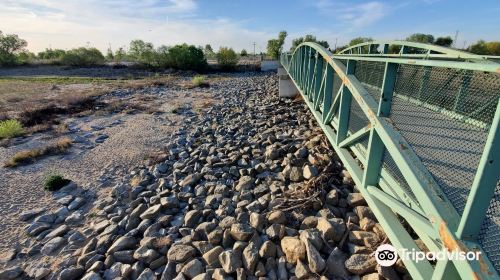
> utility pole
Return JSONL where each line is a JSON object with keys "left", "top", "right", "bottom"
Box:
{"left": 334, "top": 38, "right": 338, "bottom": 52}
{"left": 253, "top": 42, "right": 256, "bottom": 58}
{"left": 453, "top": 30, "right": 459, "bottom": 48}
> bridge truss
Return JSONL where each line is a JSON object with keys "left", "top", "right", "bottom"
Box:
{"left": 280, "top": 41, "right": 500, "bottom": 280}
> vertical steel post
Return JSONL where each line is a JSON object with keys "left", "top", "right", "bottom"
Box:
{"left": 363, "top": 61, "right": 398, "bottom": 186}
{"left": 336, "top": 60, "right": 356, "bottom": 144}
{"left": 313, "top": 55, "right": 323, "bottom": 103}
{"left": 378, "top": 62, "right": 398, "bottom": 117}
{"left": 322, "top": 65, "right": 334, "bottom": 124}
{"left": 418, "top": 66, "right": 431, "bottom": 102}
{"left": 453, "top": 70, "right": 472, "bottom": 113}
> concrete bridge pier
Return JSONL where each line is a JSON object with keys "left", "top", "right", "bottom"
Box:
{"left": 278, "top": 67, "right": 299, "bottom": 98}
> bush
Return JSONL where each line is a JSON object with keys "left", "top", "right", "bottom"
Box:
{"left": 0, "top": 119, "right": 24, "bottom": 139}
{"left": 217, "top": 47, "right": 238, "bottom": 70}
{"left": 166, "top": 44, "right": 207, "bottom": 71}
{"left": 43, "top": 174, "right": 71, "bottom": 191}
{"left": 192, "top": 75, "right": 209, "bottom": 87}
{"left": 61, "top": 47, "right": 105, "bottom": 66}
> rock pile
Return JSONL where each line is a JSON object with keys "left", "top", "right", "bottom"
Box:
{"left": 0, "top": 73, "right": 410, "bottom": 279}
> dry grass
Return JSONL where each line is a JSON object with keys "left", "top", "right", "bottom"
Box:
{"left": 4, "top": 137, "right": 73, "bottom": 167}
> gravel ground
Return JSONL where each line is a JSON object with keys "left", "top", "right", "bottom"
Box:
{"left": 0, "top": 72, "right": 410, "bottom": 280}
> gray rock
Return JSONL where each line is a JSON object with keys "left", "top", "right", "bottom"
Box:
{"left": 303, "top": 165, "right": 318, "bottom": 180}
{"left": 180, "top": 173, "right": 202, "bottom": 187}
{"left": 161, "top": 197, "right": 179, "bottom": 209}
{"left": 235, "top": 176, "right": 254, "bottom": 191}
{"left": 259, "top": 240, "right": 276, "bottom": 258}
{"left": 45, "top": 224, "right": 69, "bottom": 239}
{"left": 345, "top": 253, "right": 377, "bottom": 275}
{"left": 267, "top": 210, "right": 286, "bottom": 224}
{"left": 242, "top": 242, "right": 259, "bottom": 273}
{"left": 0, "top": 266, "right": 23, "bottom": 280}
{"left": 202, "top": 246, "right": 224, "bottom": 267}
{"left": 134, "top": 246, "right": 160, "bottom": 263}
{"left": 181, "top": 259, "right": 204, "bottom": 278}
{"left": 230, "top": 223, "right": 254, "bottom": 241}
{"left": 81, "top": 272, "right": 102, "bottom": 280}
{"left": 219, "top": 250, "right": 242, "bottom": 273}
{"left": 303, "top": 239, "right": 325, "bottom": 273}
{"left": 34, "top": 213, "right": 57, "bottom": 224}
{"left": 295, "top": 259, "right": 311, "bottom": 279}
{"left": 68, "top": 197, "right": 86, "bottom": 210}
{"left": 58, "top": 266, "right": 84, "bottom": 280}
{"left": 41, "top": 237, "right": 65, "bottom": 255}
{"left": 19, "top": 207, "right": 46, "bottom": 221}
{"left": 347, "top": 193, "right": 366, "bottom": 207}
{"left": 104, "top": 263, "right": 122, "bottom": 279}
{"left": 167, "top": 244, "right": 196, "bottom": 262}
{"left": 184, "top": 210, "right": 202, "bottom": 228}
{"left": 280, "top": 237, "right": 306, "bottom": 264}
{"left": 289, "top": 166, "right": 303, "bottom": 182}
{"left": 57, "top": 195, "right": 74, "bottom": 205}
{"left": 137, "top": 268, "right": 155, "bottom": 280}
{"left": 107, "top": 236, "right": 137, "bottom": 254}
{"left": 140, "top": 204, "right": 162, "bottom": 220}
{"left": 65, "top": 212, "right": 84, "bottom": 223}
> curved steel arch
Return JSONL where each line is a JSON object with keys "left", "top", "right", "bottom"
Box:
{"left": 337, "top": 40, "right": 495, "bottom": 62}
{"left": 280, "top": 42, "right": 500, "bottom": 280}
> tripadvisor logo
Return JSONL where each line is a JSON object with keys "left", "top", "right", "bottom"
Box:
{"left": 375, "top": 244, "right": 398, "bottom": 266}
{"left": 375, "top": 244, "right": 482, "bottom": 266}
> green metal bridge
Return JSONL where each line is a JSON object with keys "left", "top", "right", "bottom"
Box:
{"left": 279, "top": 41, "right": 500, "bottom": 280}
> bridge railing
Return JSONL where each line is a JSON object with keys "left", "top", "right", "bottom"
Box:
{"left": 280, "top": 41, "right": 500, "bottom": 280}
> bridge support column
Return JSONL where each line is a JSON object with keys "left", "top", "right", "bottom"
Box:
{"left": 278, "top": 67, "right": 298, "bottom": 98}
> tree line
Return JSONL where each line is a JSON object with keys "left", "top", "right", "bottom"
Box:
{"left": 0, "top": 31, "right": 247, "bottom": 70}
{"left": 265, "top": 31, "right": 500, "bottom": 59}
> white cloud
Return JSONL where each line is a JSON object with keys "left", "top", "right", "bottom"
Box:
{"left": 313, "top": 0, "right": 389, "bottom": 28}
{"left": 0, "top": 0, "right": 272, "bottom": 53}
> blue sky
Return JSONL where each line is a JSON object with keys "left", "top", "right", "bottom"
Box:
{"left": 1, "top": 0, "right": 499, "bottom": 53}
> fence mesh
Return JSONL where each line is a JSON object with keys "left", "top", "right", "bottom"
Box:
{"left": 478, "top": 183, "right": 500, "bottom": 273}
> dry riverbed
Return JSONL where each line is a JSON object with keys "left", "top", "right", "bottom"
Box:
{"left": 0, "top": 67, "right": 410, "bottom": 280}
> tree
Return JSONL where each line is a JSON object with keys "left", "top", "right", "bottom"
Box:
{"left": 128, "top": 39, "right": 156, "bottom": 65}
{"left": 204, "top": 44, "right": 214, "bottom": 58}
{"left": 486, "top": 42, "right": 500, "bottom": 55}
{"left": 435, "top": 36, "right": 453, "bottom": 47}
{"left": 106, "top": 47, "right": 114, "bottom": 60}
{"left": 267, "top": 31, "right": 287, "bottom": 59}
{"left": 406, "top": 33, "right": 434, "bottom": 44}
{"left": 349, "top": 37, "right": 373, "bottom": 46}
{"left": 166, "top": 44, "right": 207, "bottom": 71}
{"left": 0, "top": 31, "right": 28, "bottom": 66}
{"left": 290, "top": 35, "right": 329, "bottom": 52}
{"left": 240, "top": 49, "right": 248, "bottom": 56}
{"left": 17, "top": 51, "right": 36, "bottom": 64}
{"left": 217, "top": 47, "right": 238, "bottom": 70}
{"left": 467, "top": 40, "right": 500, "bottom": 55}
{"left": 114, "top": 47, "right": 126, "bottom": 61}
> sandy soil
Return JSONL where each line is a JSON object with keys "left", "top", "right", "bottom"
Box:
{"left": 0, "top": 79, "right": 217, "bottom": 250}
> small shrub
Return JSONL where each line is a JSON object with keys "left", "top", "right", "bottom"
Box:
{"left": 43, "top": 174, "right": 70, "bottom": 191}
{"left": 0, "top": 119, "right": 24, "bottom": 139}
{"left": 217, "top": 47, "right": 238, "bottom": 70}
{"left": 191, "top": 75, "right": 209, "bottom": 87}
